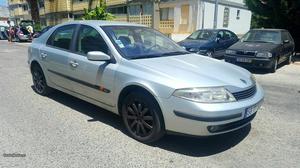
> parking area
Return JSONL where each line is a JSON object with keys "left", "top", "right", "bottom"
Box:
{"left": 0, "top": 40, "right": 299, "bottom": 167}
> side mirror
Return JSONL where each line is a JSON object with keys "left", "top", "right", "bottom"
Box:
{"left": 87, "top": 51, "right": 111, "bottom": 61}
{"left": 283, "top": 40, "right": 289, "bottom": 44}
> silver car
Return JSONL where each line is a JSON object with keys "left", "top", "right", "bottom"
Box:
{"left": 28, "top": 21, "right": 264, "bottom": 143}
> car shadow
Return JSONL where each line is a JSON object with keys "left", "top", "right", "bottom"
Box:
{"left": 32, "top": 86, "right": 251, "bottom": 157}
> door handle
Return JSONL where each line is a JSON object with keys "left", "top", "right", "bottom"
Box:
{"left": 69, "top": 60, "right": 79, "bottom": 68}
{"left": 40, "top": 52, "right": 47, "bottom": 59}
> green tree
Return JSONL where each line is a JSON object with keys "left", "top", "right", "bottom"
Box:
{"left": 245, "top": 0, "right": 300, "bottom": 51}
{"left": 82, "top": 0, "right": 115, "bottom": 20}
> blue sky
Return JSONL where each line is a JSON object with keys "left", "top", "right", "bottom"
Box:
{"left": 0, "top": 0, "right": 7, "bottom": 6}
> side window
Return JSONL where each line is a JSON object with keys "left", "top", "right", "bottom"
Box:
{"left": 217, "top": 31, "right": 224, "bottom": 40}
{"left": 224, "top": 31, "right": 232, "bottom": 40}
{"left": 76, "top": 25, "right": 109, "bottom": 55}
{"left": 47, "top": 25, "right": 75, "bottom": 50}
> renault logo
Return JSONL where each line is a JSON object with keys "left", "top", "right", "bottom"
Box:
{"left": 240, "top": 79, "right": 247, "bottom": 84}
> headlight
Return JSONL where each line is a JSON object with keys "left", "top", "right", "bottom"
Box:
{"left": 188, "top": 48, "right": 199, "bottom": 52}
{"left": 256, "top": 52, "right": 272, "bottom": 58}
{"left": 226, "top": 50, "right": 236, "bottom": 55}
{"left": 173, "top": 87, "right": 236, "bottom": 103}
{"left": 250, "top": 74, "right": 256, "bottom": 84}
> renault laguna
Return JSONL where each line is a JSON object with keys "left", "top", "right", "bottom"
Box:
{"left": 28, "top": 21, "right": 264, "bottom": 143}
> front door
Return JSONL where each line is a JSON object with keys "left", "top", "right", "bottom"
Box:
{"left": 67, "top": 25, "right": 117, "bottom": 106}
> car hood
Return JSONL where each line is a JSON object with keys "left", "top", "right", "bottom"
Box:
{"left": 130, "top": 54, "right": 253, "bottom": 90}
{"left": 230, "top": 41, "right": 279, "bottom": 52}
{"left": 178, "top": 39, "right": 209, "bottom": 48}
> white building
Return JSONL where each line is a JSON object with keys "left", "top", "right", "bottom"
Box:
{"left": 159, "top": 0, "right": 252, "bottom": 41}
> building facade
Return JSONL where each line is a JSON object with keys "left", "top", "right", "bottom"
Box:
{"left": 7, "top": 0, "right": 251, "bottom": 41}
{"left": 8, "top": 0, "right": 31, "bottom": 24}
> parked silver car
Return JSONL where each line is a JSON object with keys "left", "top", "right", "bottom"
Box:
{"left": 28, "top": 21, "right": 264, "bottom": 143}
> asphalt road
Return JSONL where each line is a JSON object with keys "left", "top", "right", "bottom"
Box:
{"left": 0, "top": 41, "right": 299, "bottom": 168}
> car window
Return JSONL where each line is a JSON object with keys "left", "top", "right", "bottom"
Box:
{"left": 76, "top": 25, "right": 109, "bottom": 55}
{"left": 102, "top": 26, "right": 188, "bottom": 59}
{"left": 217, "top": 31, "right": 224, "bottom": 40}
{"left": 224, "top": 31, "right": 232, "bottom": 40}
{"left": 47, "top": 25, "right": 75, "bottom": 50}
{"left": 187, "top": 30, "right": 216, "bottom": 40}
{"left": 282, "top": 31, "right": 293, "bottom": 43}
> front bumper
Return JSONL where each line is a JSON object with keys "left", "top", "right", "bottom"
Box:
{"left": 225, "top": 55, "right": 274, "bottom": 69}
{"left": 158, "top": 84, "right": 264, "bottom": 136}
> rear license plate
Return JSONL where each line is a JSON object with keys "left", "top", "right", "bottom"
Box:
{"left": 245, "top": 101, "right": 262, "bottom": 118}
{"left": 237, "top": 57, "right": 252, "bottom": 63}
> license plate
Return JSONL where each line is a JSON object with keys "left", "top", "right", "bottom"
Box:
{"left": 245, "top": 101, "right": 262, "bottom": 118}
{"left": 237, "top": 57, "right": 252, "bottom": 63}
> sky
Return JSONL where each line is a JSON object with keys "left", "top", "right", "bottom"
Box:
{"left": 0, "top": 0, "right": 7, "bottom": 6}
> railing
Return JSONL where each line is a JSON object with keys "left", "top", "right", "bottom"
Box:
{"left": 128, "top": 15, "right": 152, "bottom": 27}
{"left": 106, "top": 0, "right": 127, "bottom": 6}
{"left": 44, "top": 0, "right": 71, "bottom": 14}
{"left": 159, "top": 20, "right": 174, "bottom": 34}
{"left": 113, "top": 15, "right": 127, "bottom": 22}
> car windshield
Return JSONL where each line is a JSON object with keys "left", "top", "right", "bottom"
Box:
{"left": 102, "top": 26, "right": 189, "bottom": 59}
{"left": 187, "top": 30, "right": 216, "bottom": 40}
{"left": 241, "top": 30, "right": 281, "bottom": 44}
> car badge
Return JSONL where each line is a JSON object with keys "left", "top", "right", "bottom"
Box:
{"left": 240, "top": 79, "right": 247, "bottom": 84}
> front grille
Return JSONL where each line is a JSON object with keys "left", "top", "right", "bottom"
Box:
{"left": 232, "top": 85, "right": 257, "bottom": 101}
{"left": 235, "top": 51, "right": 256, "bottom": 57}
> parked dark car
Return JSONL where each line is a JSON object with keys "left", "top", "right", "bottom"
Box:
{"left": 33, "top": 26, "right": 53, "bottom": 38}
{"left": 178, "top": 29, "right": 239, "bottom": 58}
{"left": 225, "top": 29, "right": 295, "bottom": 73}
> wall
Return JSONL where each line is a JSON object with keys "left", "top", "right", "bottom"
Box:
{"left": 202, "top": 1, "right": 251, "bottom": 35}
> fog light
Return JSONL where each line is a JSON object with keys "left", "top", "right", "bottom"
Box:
{"left": 207, "top": 126, "right": 219, "bottom": 132}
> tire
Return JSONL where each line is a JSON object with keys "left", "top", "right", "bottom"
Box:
{"left": 121, "top": 91, "right": 165, "bottom": 143}
{"left": 286, "top": 53, "right": 293, "bottom": 65}
{"left": 269, "top": 58, "right": 278, "bottom": 73}
{"left": 31, "top": 65, "right": 52, "bottom": 96}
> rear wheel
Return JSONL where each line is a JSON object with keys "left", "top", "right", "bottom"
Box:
{"left": 121, "top": 91, "right": 165, "bottom": 143}
{"left": 31, "top": 65, "right": 52, "bottom": 96}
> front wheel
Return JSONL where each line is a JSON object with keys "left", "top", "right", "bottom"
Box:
{"left": 269, "top": 59, "right": 278, "bottom": 73}
{"left": 121, "top": 91, "right": 165, "bottom": 143}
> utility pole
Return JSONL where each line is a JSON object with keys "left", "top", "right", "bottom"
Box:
{"left": 213, "top": 0, "right": 219, "bottom": 29}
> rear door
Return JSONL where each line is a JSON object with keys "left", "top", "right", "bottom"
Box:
{"left": 39, "top": 24, "right": 77, "bottom": 90}
{"left": 67, "top": 25, "right": 117, "bottom": 106}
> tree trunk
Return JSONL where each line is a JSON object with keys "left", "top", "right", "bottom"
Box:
{"left": 88, "top": 0, "right": 93, "bottom": 10}
{"left": 26, "top": 0, "right": 40, "bottom": 24}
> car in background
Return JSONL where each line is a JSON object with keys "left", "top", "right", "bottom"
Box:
{"left": 16, "top": 20, "right": 34, "bottom": 42}
{"left": 33, "top": 26, "right": 53, "bottom": 38}
{"left": 225, "top": 29, "right": 295, "bottom": 73}
{"left": 0, "top": 26, "right": 8, "bottom": 40}
{"left": 178, "top": 29, "right": 239, "bottom": 58}
{"left": 28, "top": 21, "right": 264, "bottom": 143}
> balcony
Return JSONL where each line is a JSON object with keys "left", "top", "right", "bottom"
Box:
{"left": 159, "top": 20, "right": 174, "bottom": 34}
{"left": 8, "top": 0, "right": 23, "bottom": 5}
{"left": 128, "top": 15, "right": 152, "bottom": 27}
{"left": 106, "top": 0, "right": 127, "bottom": 6}
{"left": 44, "top": 0, "right": 71, "bottom": 14}
{"left": 72, "top": 1, "right": 89, "bottom": 12}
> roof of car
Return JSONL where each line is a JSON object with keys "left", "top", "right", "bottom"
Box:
{"left": 251, "top": 28, "right": 287, "bottom": 32}
{"left": 59, "top": 20, "right": 147, "bottom": 27}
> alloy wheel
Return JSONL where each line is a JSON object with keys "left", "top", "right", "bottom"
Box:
{"left": 32, "top": 69, "right": 46, "bottom": 94}
{"left": 124, "top": 101, "right": 154, "bottom": 138}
